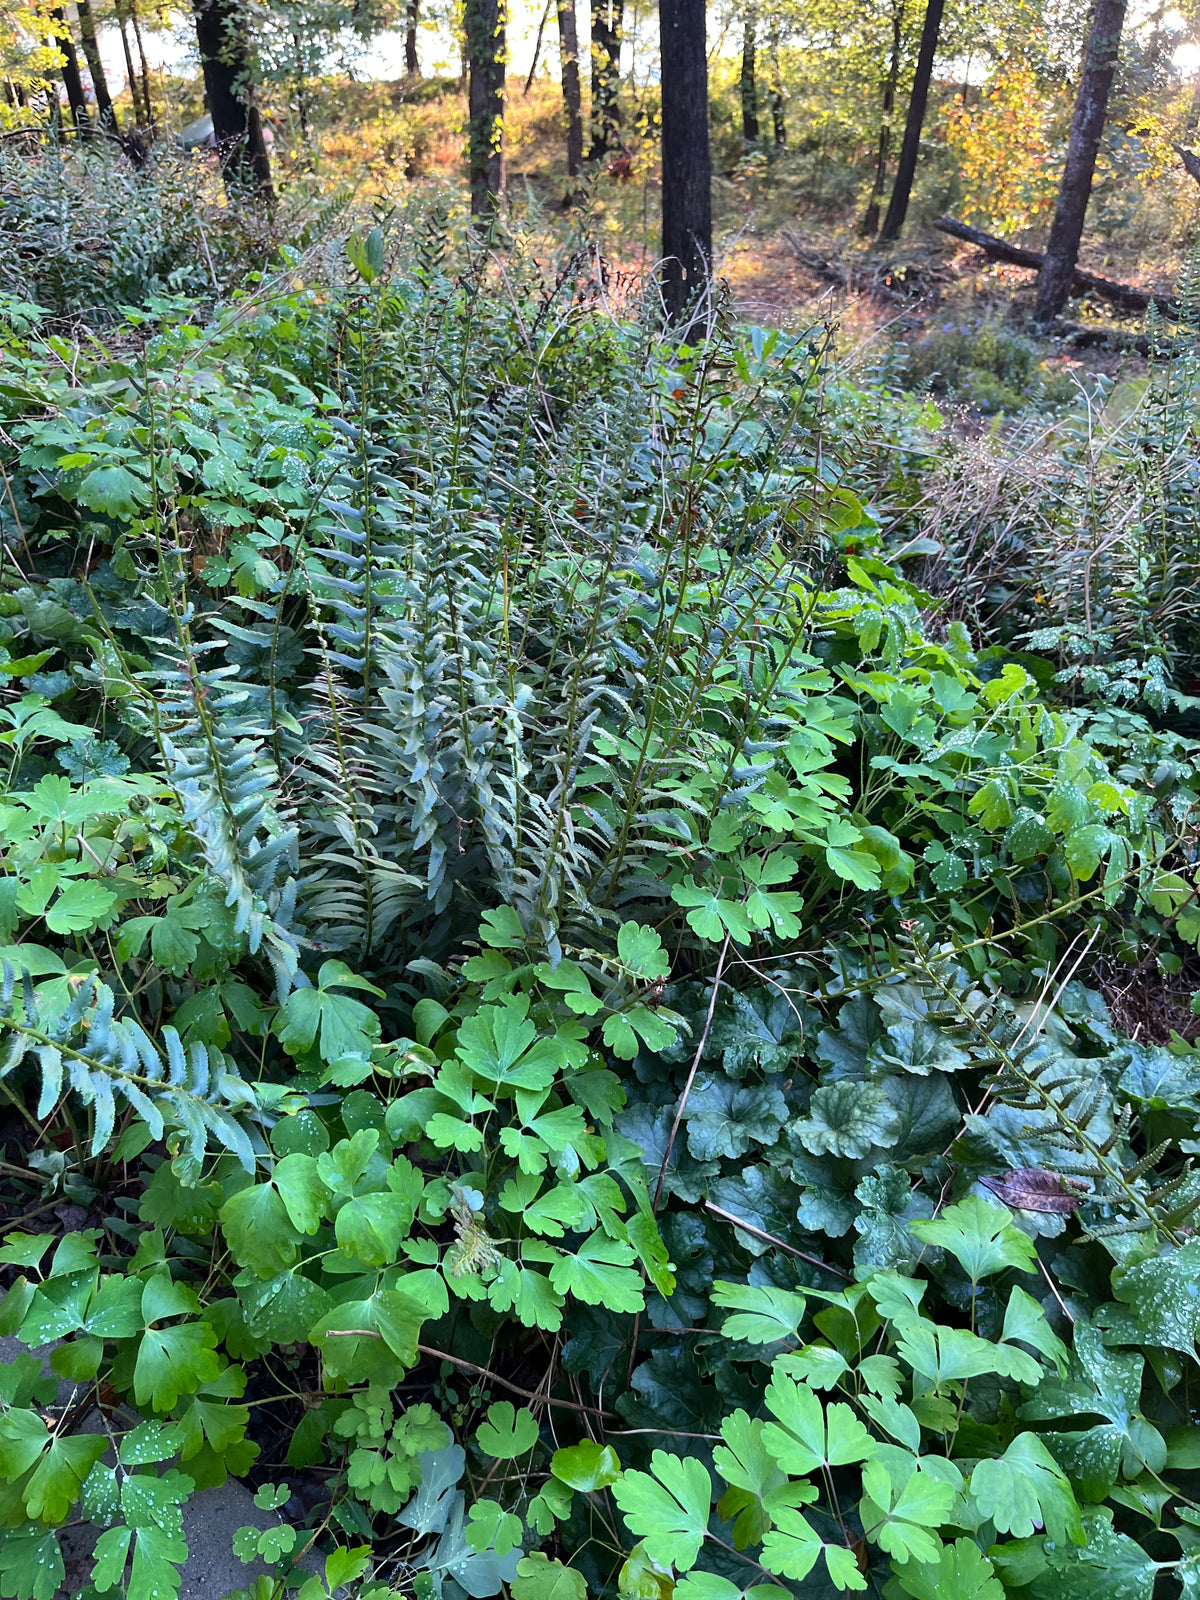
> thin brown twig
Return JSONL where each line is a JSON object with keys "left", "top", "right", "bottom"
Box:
{"left": 704, "top": 1201, "right": 851, "bottom": 1280}
{"left": 1038, "top": 1257, "right": 1075, "bottom": 1324}
{"left": 416, "top": 1345, "right": 613, "bottom": 1419}
{"left": 654, "top": 931, "right": 732, "bottom": 1213}
{"left": 323, "top": 1332, "right": 613, "bottom": 1416}
{"left": 0, "top": 1198, "right": 64, "bottom": 1231}
{"left": 604, "top": 1428, "right": 722, "bottom": 1440}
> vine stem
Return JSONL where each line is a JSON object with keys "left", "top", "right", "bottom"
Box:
{"left": 653, "top": 931, "right": 732, "bottom": 1213}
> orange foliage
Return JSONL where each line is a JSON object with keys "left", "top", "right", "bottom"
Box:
{"left": 944, "top": 64, "right": 1061, "bottom": 237}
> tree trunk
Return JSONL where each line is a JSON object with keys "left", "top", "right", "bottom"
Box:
{"left": 740, "top": 7, "right": 758, "bottom": 143}
{"left": 291, "top": 31, "right": 310, "bottom": 142}
{"left": 765, "top": 24, "right": 784, "bottom": 147}
{"left": 590, "top": 0, "right": 622, "bottom": 158}
{"left": 935, "top": 214, "right": 1172, "bottom": 313}
{"left": 51, "top": 9, "right": 91, "bottom": 133}
{"left": 76, "top": 0, "right": 117, "bottom": 131}
{"left": 861, "top": 0, "right": 905, "bottom": 236}
{"left": 879, "top": 0, "right": 944, "bottom": 241}
{"left": 1034, "top": 0, "right": 1126, "bottom": 324}
{"left": 405, "top": 0, "right": 420, "bottom": 76}
{"left": 557, "top": 0, "right": 583, "bottom": 177}
{"left": 524, "top": 0, "right": 550, "bottom": 90}
{"left": 192, "top": 0, "right": 273, "bottom": 197}
{"left": 129, "top": 0, "right": 153, "bottom": 126}
{"left": 115, "top": 2, "right": 145, "bottom": 124}
{"left": 465, "top": 0, "right": 505, "bottom": 214}
{"left": 1186, "top": 70, "right": 1200, "bottom": 136}
{"left": 659, "top": 0, "right": 711, "bottom": 325}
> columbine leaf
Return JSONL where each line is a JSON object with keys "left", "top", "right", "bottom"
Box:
{"left": 511, "top": 1555, "right": 586, "bottom": 1600}
{"left": 760, "top": 1509, "right": 863, "bottom": 1591}
{"left": 475, "top": 1404, "right": 539, "bottom": 1460}
{"left": 617, "top": 922, "right": 670, "bottom": 980}
{"left": 671, "top": 880, "right": 753, "bottom": 945}
{"left": 1000, "top": 1286, "right": 1070, "bottom": 1375}
{"left": 0, "top": 1527, "right": 65, "bottom": 1600}
{"left": 611, "top": 1451, "right": 712, "bottom": 1572}
{"left": 893, "top": 1538, "right": 1003, "bottom": 1600}
{"left": 711, "top": 1281, "right": 807, "bottom": 1344}
{"left": 969, "top": 1433, "right": 1082, "bottom": 1544}
{"left": 548, "top": 1233, "right": 644, "bottom": 1313}
{"left": 45, "top": 880, "right": 117, "bottom": 934}
{"left": 761, "top": 1373, "right": 874, "bottom": 1476}
{"left": 133, "top": 1323, "right": 220, "bottom": 1412}
{"left": 860, "top": 1459, "right": 954, "bottom": 1566}
{"left": 909, "top": 1196, "right": 1037, "bottom": 1281}
{"left": 551, "top": 1441, "right": 621, "bottom": 1491}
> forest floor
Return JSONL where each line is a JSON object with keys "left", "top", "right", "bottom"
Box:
{"left": 117, "top": 68, "right": 1200, "bottom": 387}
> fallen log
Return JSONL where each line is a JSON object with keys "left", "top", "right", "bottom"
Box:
{"left": 934, "top": 215, "right": 1175, "bottom": 317}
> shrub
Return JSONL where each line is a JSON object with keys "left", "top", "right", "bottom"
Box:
{"left": 898, "top": 320, "right": 1081, "bottom": 414}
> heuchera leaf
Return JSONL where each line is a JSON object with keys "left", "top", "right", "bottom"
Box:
{"left": 792, "top": 1082, "right": 901, "bottom": 1159}
{"left": 684, "top": 1077, "right": 788, "bottom": 1161}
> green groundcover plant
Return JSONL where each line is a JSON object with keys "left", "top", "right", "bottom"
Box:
{"left": 0, "top": 214, "right": 1199, "bottom": 1600}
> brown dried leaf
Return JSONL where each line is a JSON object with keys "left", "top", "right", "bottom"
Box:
{"left": 979, "top": 1167, "right": 1087, "bottom": 1214}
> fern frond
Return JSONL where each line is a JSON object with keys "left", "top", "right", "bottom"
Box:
{"left": 0, "top": 969, "right": 273, "bottom": 1183}
{"left": 896, "top": 929, "right": 1191, "bottom": 1245}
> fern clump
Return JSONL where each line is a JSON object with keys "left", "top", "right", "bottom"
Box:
{"left": 1, "top": 222, "right": 1200, "bottom": 1600}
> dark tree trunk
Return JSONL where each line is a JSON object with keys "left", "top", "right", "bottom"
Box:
{"left": 765, "top": 25, "right": 784, "bottom": 147}
{"left": 740, "top": 8, "right": 758, "bottom": 143}
{"left": 524, "top": 0, "right": 550, "bottom": 90}
{"left": 192, "top": 0, "right": 273, "bottom": 197}
{"left": 129, "top": 0, "right": 153, "bottom": 125}
{"left": 1034, "top": 0, "right": 1127, "bottom": 324}
{"left": 116, "top": 2, "right": 145, "bottom": 124}
{"left": 405, "top": 0, "right": 420, "bottom": 76}
{"left": 659, "top": 0, "right": 711, "bottom": 324}
{"left": 76, "top": 0, "right": 117, "bottom": 131}
{"left": 879, "top": 0, "right": 944, "bottom": 241}
{"left": 291, "top": 31, "right": 310, "bottom": 141}
{"left": 465, "top": 0, "right": 505, "bottom": 214}
{"left": 590, "top": 0, "right": 622, "bottom": 158}
{"left": 557, "top": 0, "right": 583, "bottom": 177}
{"left": 51, "top": 10, "right": 91, "bottom": 133}
{"left": 861, "top": 0, "right": 905, "bottom": 236}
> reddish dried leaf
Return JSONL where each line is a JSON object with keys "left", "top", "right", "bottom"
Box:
{"left": 979, "top": 1167, "right": 1086, "bottom": 1214}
